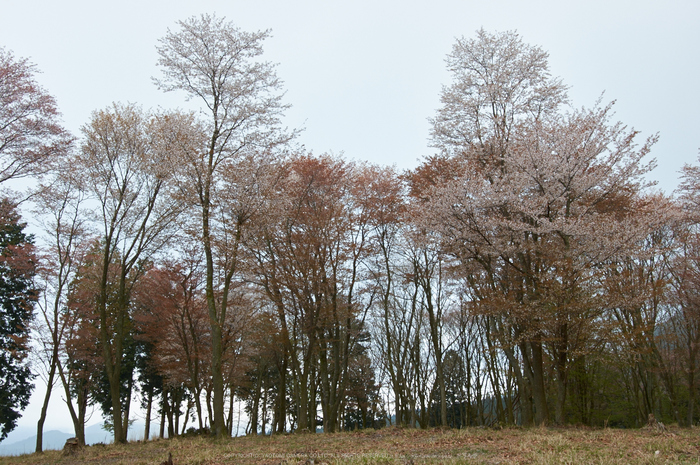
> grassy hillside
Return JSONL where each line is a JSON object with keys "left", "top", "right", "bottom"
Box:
{"left": 1, "top": 426, "right": 698, "bottom": 464}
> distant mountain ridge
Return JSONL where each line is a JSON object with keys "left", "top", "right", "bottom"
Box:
{"left": 0, "top": 423, "right": 141, "bottom": 457}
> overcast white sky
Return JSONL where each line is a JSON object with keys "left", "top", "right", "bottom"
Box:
{"left": 1, "top": 0, "right": 699, "bottom": 441}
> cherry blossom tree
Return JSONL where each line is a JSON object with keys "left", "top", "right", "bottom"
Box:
{"left": 248, "top": 154, "right": 385, "bottom": 432}
{"left": 132, "top": 258, "right": 209, "bottom": 433}
{"left": 665, "top": 155, "right": 700, "bottom": 425}
{"left": 430, "top": 29, "right": 567, "bottom": 163}
{"left": 75, "top": 103, "right": 186, "bottom": 443}
{"left": 423, "top": 29, "right": 670, "bottom": 425}
{"left": 155, "top": 13, "right": 294, "bottom": 438}
{"left": 0, "top": 48, "right": 72, "bottom": 190}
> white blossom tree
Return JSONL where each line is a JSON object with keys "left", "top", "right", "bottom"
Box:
{"left": 75, "top": 103, "right": 187, "bottom": 443}
{"left": 154, "top": 13, "right": 294, "bottom": 437}
{"left": 423, "top": 29, "right": 670, "bottom": 425}
{"left": 430, "top": 29, "right": 567, "bottom": 164}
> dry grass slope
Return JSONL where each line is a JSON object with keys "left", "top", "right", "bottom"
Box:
{"left": 1, "top": 426, "right": 699, "bottom": 465}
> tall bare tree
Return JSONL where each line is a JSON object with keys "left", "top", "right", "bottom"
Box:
{"left": 32, "top": 167, "right": 89, "bottom": 450}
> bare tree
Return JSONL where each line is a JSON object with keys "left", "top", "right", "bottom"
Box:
{"left": 32, "top": 167, "right": 89, "bottom": 450}
{"left": 249, "top": 155, "right": 361, "bottom": 432}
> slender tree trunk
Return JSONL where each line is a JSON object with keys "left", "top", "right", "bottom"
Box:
{"left": 236, "top": 397, "right": 243, "bottom": 436}
{"left": 261, "top": 388, "right": 268, "bottom": 435}
{"left": 251, "top": 382, "right": 260, "bottom": 435}
{"left": 554, "top": 323, "right": 568, "bottom": 425}
{"left": 298, "top": 368, "right": 309, "bottom": 431}
{"left": 57, "top": 341, "right": 87, "bottom": 445}
{"left": 122, "top": 370, "right": 133, "bottom": 442}
{"left": 436, "top": 353, "right": 447, "bottom": 427}
{"left": 209, "top": 300, "right": 225, "bottom": 437}
{"left": 174, "top": 389, "right": 181, "bottom": 437}
{"left": 106, "top": 354, "right": 124, "bottom": 443}
{"left": 166, "top": 392, "right": 175, "bottom": 439}
{"left": 227, "top": 387, "right": 235, "bottom": 436}
{"left": 687, "top": 364, "right": 696, "bottom": 427}
{"left": 309, "top": 362, "right": 318, "bottom": 433}
{"left": 505, "top": 365, "right": 515, "bottom": 425}
{"left": 464, "top": 348, "right": 472, "bottom": 426}
{"left": 159, "top": 391, "right": 165, "bottom": 439}
{"left": 206, "top": 385, "right": 213, "bottom": 430}
{"left": 35, "top": 352, "right": 58, "bottom": 453}
{"left": 75, "top": 374, "right": 88, "bottom": 445}
{"left": 159, "top": 396, "right": 166, "bottom": 439}
{"left": 144, "top": 389, "right": 153, "bottom": 441}
{"left": 277, "top": 355, "right": 287, "bottom": 433}
{"left": 195, "top": 386, "right": 203, "bottom": 431}
{"left": 182, "top": 399, "right": 191, "bottom": 435}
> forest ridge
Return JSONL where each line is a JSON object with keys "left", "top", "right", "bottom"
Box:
{"left": 0, "top": 14, "right": 697, "bottom": 452}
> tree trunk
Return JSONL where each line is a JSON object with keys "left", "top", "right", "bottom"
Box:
{"left": 35, "top": 355, "right": 57, "bottom": 453}
{"left": 436, "top": 353, "right": 447, "bottom": 427}
{"left": 687, "top": 364, "right": 696, "bottom": 427}
{"left": 209, "top": 306, "right": 226, "bottom": 437}
{"left": 261, "top": 388, "right": 268, "bottom": 435}
{"left": 227, "top": 387, "right": 235, "bottom": 436}
{"left": 554, "top": 323, "right": 568, "bottom": 425}
{"left": 250, "top": 381, "right": 260, "bottom": 435}
{"left": 57, "top": 357, "right": 86, "bottom": 445}
{"left": 144, "top": 389, "right": 153, "bottom": 441}
{"left": 276, "top": 355, "right": 287, "bottom": 433}
{"left": 205, "top": 385, "right": 213, "bottom": 430}
{"left": 108, "top": 367, "right": 124, "bottom": 443}
{"left": 166, "top": 391, "right": 175, "bottom": 439}
{"left": 159, "top": 398, "right": 166, "bottom": 439}
{"left": 530, "top": 340, "right": 549, "bottom": 425}
{"left": 195, "top": 386, "right": 204, "bottom": 431}
{"left": 298, "top": 368, "right": 309, "bottom": 431}
{"left": 202, "top": 178, "right": 227, "bottom": 439}
{"left": 182, "top": 399, "right": 191, "bottom": 435}
{"left": 122, "top": 372, "right": 133, "bottom": 442}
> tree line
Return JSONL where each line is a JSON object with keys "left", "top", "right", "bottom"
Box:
{"left": 1, "top": 15, "right": 699, "bottom": 451}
